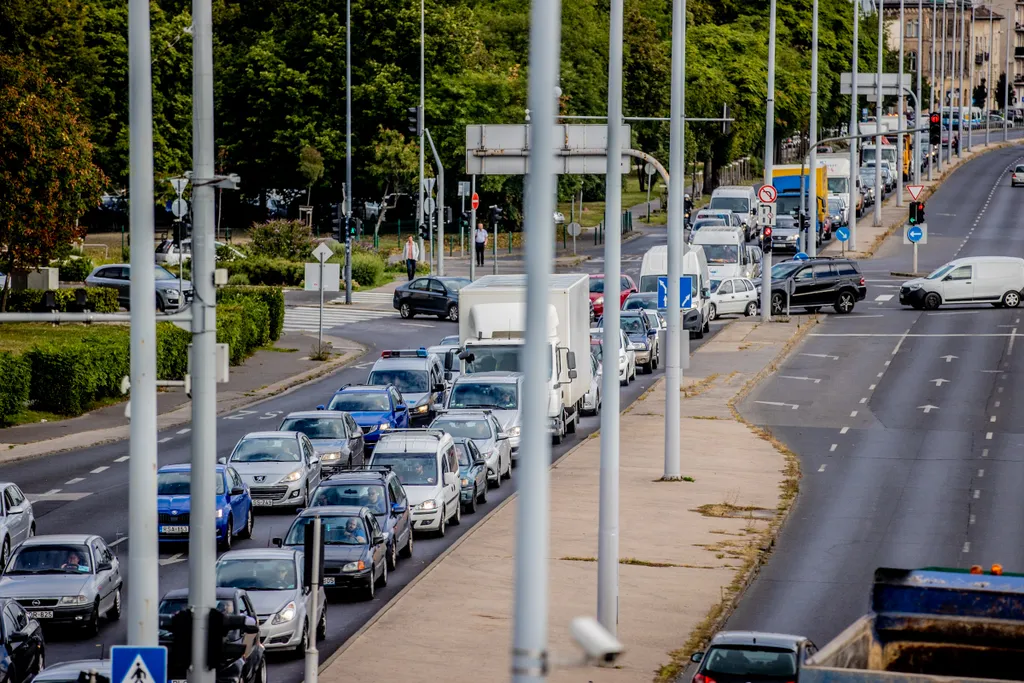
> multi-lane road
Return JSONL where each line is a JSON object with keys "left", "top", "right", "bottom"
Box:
{"left": 19, "top": 227, "right": 732, "bottom": 680}
{"left": 729, "top": 145, "right": 1024, "bottom": 642}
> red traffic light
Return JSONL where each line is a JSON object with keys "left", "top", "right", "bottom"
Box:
{"left": 763, "top": 226, "right": 772, "bottom": 238}
{"left": 929, "top": 112, "right": 941, "bottom": 125}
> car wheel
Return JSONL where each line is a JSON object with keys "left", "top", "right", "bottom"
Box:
{"left": 924, "top": 291, "right": 942, "bottom": 310}
{"left": 703, "top": 317, "right": 711, "bottom": 334}
{"left": 1002, "top": 291, "right": 1021, "bottom": 308}
{"left": 745, "top": 301, "right": 757, "bottom": 317}
{"left": 437, "top": 507, "right": 447, "bottom": 538}
{"left": 220, "top": 515, "right": 233, "bottom": 551}
{"left": 317, "top": 604, "right": 327, "bottom": 640}
{"left": 399, "top": 302, "right": 413, "bottom": 319}
{"left": 156, "top": 295, "right": 165, "bottom": 313}
{"left": 466, "top": 487, "right": 478, "bottom": 514}
{"left": 451, "top": 499, "right": 462, "bottom": 526}
{"left": 256, "top": 658, "right": 267, "bottom": 683}
{"left": 1, "top": 537, "right": 10, "bottom": 570}
{"left": 365, "top": 567, "right": 376, "bottom": 600}
{"left": 238, "top": 507, "right": 254, "bottom": 540}
{"left": 804, "top": 306, "right": 821, "bottom": 313}
{"left": 834, "top": 290, "right": 856, "bottom": 314}
{"left": 294, "top": 625, "right": 308, "bottom": 658}
{"left": 552, "top": 428, "right": 563, "bottom": 444}
{"left": 477, "top": 481, "right": 487, "bottom": 504}
{"left": 86, "top": 600, "right": 100, "bottom": 636}
{"left": 110, "top": 586, "right": 122, "bottom": 621}
{"left": 708, "top": 303, "right": 717, "bottom": 321}
{"left": 400, "top": 529, "right": 414, "bottom": 558}
{"left": 566, "top": 412, "right": 577, "bottom": 434}
{"left": 377, "top": 559, "right": 388, "bottom": 587}
{"left": 447, "top": 303, "right": 459, "bottom": 322}
{"left": 386, "top": 539, "right": 398, "bottom": 570}
{"left": 771, "top": 292, "right": 786, "bottom": 315}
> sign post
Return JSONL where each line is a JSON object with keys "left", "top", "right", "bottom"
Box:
{"left": 644, "top": 162, "right": 656, "bottom": 222}
{"left": 469, "top": 183, "right": 478, "bottom": 281}
{"left": 304, "top": 517, "right": 322, "bottom": 683}
{"left": 307, "top": 243, "right": 340, "bottom": 350}
{"left": 458, "top": 181, "right": 470, "bottom": 256}
{"left": 904, "top": 222, "right": 927, "bottom": 274}
{"left": 835, "top": 225, "right": 850, "bottom": 256}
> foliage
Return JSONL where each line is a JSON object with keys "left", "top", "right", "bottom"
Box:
{"left": 218, "top": 286, "right": 285, "bottom": 341}
{"left": 0, "top": 353, "right": 31, "bottom": 425}
{"left": 298, "top": 145, "right": 325, "bottom": 190}
{"left": 350, "top": 252, "right": 386, "bottom": 288}
{"left": 973, "top": 81, "right": 987, "bottom": 109}
{"left": 5, "top": 287, "right": 119, "bottom": 313}
{"left": 225, "top": 256, "right": 305, "bottom": 287}
{"left": 24, "top": 329, "right": 130, "bottom": 415}
{"left": 227, "top": 273, "right": 250, "bottom": 286}
{"left": 217, "top": 299, "right": 270, "bottom": 365}
{"left": 995, "top": 72, "right": 1011, "bottom": 109}
{"left": 155, "top": 322, "right": 192, "bottom": 380}
{"left": 248, "top": 219, "right": 315, "bottom": 260}
{"left": 56, "top": 256, "right": 95, "bottom": 282}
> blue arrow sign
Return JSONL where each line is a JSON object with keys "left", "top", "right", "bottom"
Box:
{"left": 907, "top": 225, "right": 923, "bottom": 243}
{"left": 835, "top": 226, "right": 850, "bottom": 242}
{"left": 658, "top": 276, "right": 693, "bottom": 309}
{"left": 794, "top": 251, "right": 809, "bottom": 261}
{"left": 112, "top": 646, "right": 167, "bottom": 683}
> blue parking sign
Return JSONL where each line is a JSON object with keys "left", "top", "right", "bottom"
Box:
{"left": 657, "top": 276, "right": 693, "bottom": 309}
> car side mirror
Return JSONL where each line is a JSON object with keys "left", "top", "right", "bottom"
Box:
{"left": 231, "top": 486, "right": 245, "bottom": 496}
{"left": 690, "top": 652, "right": 704, "bottom": 663}
{"left": 218, "top": 457, "right": 226, "bottom": 465}
{"left": 391, "top": 502, "right": 407, "bottom": 514}
{"left": 566, "top": 351, "right": 577, "bottom": 370}
{"left": 316, "top": 405, "right": 326, "bottom": 411}
{"left": 701, "top": 288, "right": 710, "bottom": 298}
{"left": 444, "top": 350, "right": 456, "bottom": 370}
{"left": 474, "top": 458, "right": 487, "bottom": 466}
{"left": 433, "top": 382, "right": 446, "bottom": 393}
{"left": 647, "top": 329, "right": 657, "bottom": 337}
{"left": 431, "top": 403, "right": 444, "bottom": 413}
{"left": 497, "top": 432, "right": 509, "bottom": 441}
{"left": 372, "top": 533, "right": 386, "bottom": 546}
{"left": 568, "top": 368, "right": 578, "bottom": 379}
{"left": 444, "top": 371, "right": 452, "bottom": 381}
{"left": 443, "top": 472, "right": 457, "bottom": 486}
{"left": 8, "top": 630, "right": 27, "bottom": 643}
{"left": 295, "top": 508, "right": 305, "bottom": 515}
{"left": 272, "top": 537, "right": 284, "bottom": 547}
{"left": 243, "top": 616, "right": 260, "bottom": 634}
{"left": 397, "top": 404, "right": 408, "bottom": 411}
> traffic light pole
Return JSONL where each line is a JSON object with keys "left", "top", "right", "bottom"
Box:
{"left": 424, "top": 128, "right": 444, "bottom": 276}
{"left": 470, "top": 175, "right": 476, "bottom": 281}
{"left": 304, "top": 517, "right": 321, "bottom": 683}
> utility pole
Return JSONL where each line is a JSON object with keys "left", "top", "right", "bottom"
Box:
{"left": 511, "top": 0, "right": 560, "bottom": 680}
{"left": 470, "top": 175, "right": 476, "bottom": 281}
{"left": 126, "top": 0, "right": 159, "bottom": 647}
{"left": 189, "top": 0, "right": 217, "bottom": 681}
{"left": 1005, "top": 12, "right": 1012, "bottom": 142}
{"left": 897, "top": 0, "right": 905, "bottom": 207}
{"left": 762, "top": 0, "right": 777, "bottom": 324}
{"left": 956, "top": 0, "right": 964, "bottom": 158}
{"left": 598, "top": 0, "right": 624, "bottom": 637}
{"left": 986, "top": 4, "right": 993, "bottom": 146}
{"left": 940, "top": 0, "right": 947, "bottom": 170}
{"left": 849, "top": 0, "right": 859, "bottom": 251}
{"left": 808, "top": 0, "right": 819, "bottom": 257}
{"left": 929, "top": 0, "right": 936, "bottom": 180}
{"left": 345, "top": 0, "right": 353, "bottom": 305}
{"left": 874, "top": 0, "right": 883, "bottom": 227}
{"left": 915, "top": 0, "right": 922, "bottom": 184}
{"left": 417, "top": 0, "right": 425, "bottom": 268}
{"left": 967, "top": 3, "right": 975, "bottom": 152}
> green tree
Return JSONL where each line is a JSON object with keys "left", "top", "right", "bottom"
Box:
{"left": 364, "top": 126, "right": 419, "bottom": 237}
{"left": 0, "top": 55, "right": 105, "bottom": 310}
{"left": 298, "top": 145, "right": 325, "bottom": 204}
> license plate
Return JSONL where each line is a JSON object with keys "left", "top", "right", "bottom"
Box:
{"left": 27, "top": 611, "right": 52, "bottom": 619}
{"left": 160, "top": 525, "right": 188, "bottom": 534}
{"left": 252, "top": 499, "right": 275, "bottom": 506}
{"left": 322, "top": 577, "right": 335, "bottom": 585}
{"left": 171, "top": 679, "right": 187, "bottom": 683}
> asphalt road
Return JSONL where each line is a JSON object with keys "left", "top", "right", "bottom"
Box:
{"left": 16, "top": 225, "right": 736, "bottom": 679}
{"left": 728, "top": 143, "right": 1024, "bottom": 645}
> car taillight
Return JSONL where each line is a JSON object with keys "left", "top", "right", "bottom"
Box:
{"left": 693, "top": 674, "right": 716, "bottom": 683}
{"left": 860, "top": 277, "right": 866, "bottom": 286}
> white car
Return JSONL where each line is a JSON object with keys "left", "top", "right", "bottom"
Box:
{"left": 1012, "top": 164, "right": 1024, "bottom": 187}
{"left": 709, "top": 277, "right": 759, "bottom": 320}
{"left": 0, "top": 483, "right": 34, "bottom": 566}
{"left": 590, "top": 327, "right": 635, "bottom": 387}
{"left": 582, "top": 353, "right": 602, "bottom": 416}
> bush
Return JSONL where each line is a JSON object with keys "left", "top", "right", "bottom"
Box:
{"left": 227, "top": 273, "right": 250, "bottom": 286}
{"left": 248, "top": 220, "right": 314, "bottom": 260}
{"left": 219, "top": 286, "right": 284, "bottom": 342}
{"left": 156, "top": 323, "right": 191, "bottom": 380}
{"left": 226, "top": 257, "right": 303, "bottom": 287}
{"left": 56, "top": 256, "right": 94, "bottom": 282}
{"left": 350, "top": 252, "right": 385, "bottom": 288}
{"left": 26, "top": 332, "right": 130, "bottom": 415}
{"left": 6, "top": 287, "right": 119, "bottom": 313}
{"left": 0, "top": 353, "right": 30, "bottom": 424}
{"left": 217, "top": 296, "right": 270, "bottom": 365}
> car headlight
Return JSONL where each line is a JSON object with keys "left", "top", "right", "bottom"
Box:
{"left": 619, "top": 355, "right": 627, "bottom": 365}
{"left": 59, "top": 595, "right": 89, "bottom": 605}
{"left": 164, "top": 289, "right": 179, "bottom": 299}
{"left": 216, "top": 508, "right": 224, "bottom": 519}
{"left": 595, "top": 297, "right": 604, "bottom": 306}
{"left": 461, "top": 477, "right": 469, "bottom": 487}
{"left": 378, "top": 423, "right": 391, "bottom": 431}
{"left": 320, "top": 452, "right": 341, "bottom": 461}
{"left": 279, "top": 469, "right": 303, "bottom": 483}
{"left": 907, "top": 283, "right": 922, "bottom": 291}
{"left": 271, "top": 601, "right": 296, "bottom": 624}
{"left": 418, "top": 499, "right": 437, "bottom": 511}
{"left": 342, "top": 561, "right": 366, "bottom": 572}
{"left": 414, "top": 404, "right": 429, "bottom": 413}
{"left": 507, "top": 426, "right": 520, "bottom": 438}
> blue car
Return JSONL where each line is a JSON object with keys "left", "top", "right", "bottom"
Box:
{"left": 318, "top": 384, "right": 411, "bottom": 448}
{"left": 156, "top": 464, "right": 255, "bottom": 550}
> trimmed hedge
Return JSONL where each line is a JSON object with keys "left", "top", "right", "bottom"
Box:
{"left": 219, "top": 286, "right": 284, "bottom": 342}
{"left": 351, "top": 252, "right": 385, "bottom": 288}
{"left": 25, "top": 331, "right": 131, "bottom": 415}
{"left": 6, "top": 287, "right": 119, "bottom": 313}
{"left": 217, "top": 298, "right": 270, "bottom": 366}
{"left": 225, "top": 257, "right": 303, "bottom": 287}
{"left": 156, "top": 322, "right": 192, "bottom": 380}
{"left": 0, "top": 353, "right": 31, "bottom": 425}
{"left": 56, "top": 257, "right": 95, "bottom": 282}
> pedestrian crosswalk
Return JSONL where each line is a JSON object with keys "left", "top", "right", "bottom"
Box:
{"left": 283, "top": 306, "right": 397, "bottom": 333}
{"left": 329, "top": 291, "right": 395, "bottom": 306}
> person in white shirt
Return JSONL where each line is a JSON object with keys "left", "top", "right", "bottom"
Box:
{"left": 474, "top": 223, "right": 488, "bottom": 267}
{"left": 403, "top": 235, "right": 420, "bottom": 281}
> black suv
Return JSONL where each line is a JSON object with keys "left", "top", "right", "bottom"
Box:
{"left": 756, "top": 257, "right": 866, "bottom": 315}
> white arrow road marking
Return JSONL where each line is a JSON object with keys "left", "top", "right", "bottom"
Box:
{"left": 940, "top": 355, "right": 958, "bottom": 363}
{"left": 931, "top": 378, "right": 950, "bottom": 386}
{"left": 754, "top": 400, "right": 799, "bottom": 410}
{"left": 818, "top": 464, "right": 827, "bottom": 472}
{"left": 159, "top": 553, "right": 186, "bottom": 566}
{"left": 780, "top": 375, "right": 822, "bottom": 383}
{"left": 801, "top": 353, "right": 839, "bottom": 360}
{"left": 918, "top": 405, "right": 939, "bottom": 413}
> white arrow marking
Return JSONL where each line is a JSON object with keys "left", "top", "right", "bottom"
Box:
{"left": 780, "top": 375, "right": 822, "bottom": 384}
{"left": 159, "top": 553, "right": 186, "bottom": 566}
{"left": 754, "top": 400, "right": 799, "bottom": 410}
{"left": 931, "top": 378, "right": 950, "bottom": 386}
{"left": 801, "top": 353, "right": 839, "bottom": 360}
{"left": 940, "top": 355, "right": 958, "bottom": 363}
{"left": 918, "top": 405, "right": 939, "bottom": 413}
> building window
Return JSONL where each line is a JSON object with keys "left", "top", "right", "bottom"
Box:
{"left": 906, "top": 19, "right": 919, "bottom": 39}
{"left": 908, "top": 51, "right": 918, "bottom": 72}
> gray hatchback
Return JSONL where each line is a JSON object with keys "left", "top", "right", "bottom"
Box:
{"left": 85, "top": 263, "right": 192, "bottom": 311}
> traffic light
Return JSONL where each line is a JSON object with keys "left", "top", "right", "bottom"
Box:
{"left": 206, "top": 606, "right": 255, "bottom": 669}
{"left": 488, "top": 205, "right": 503, "bottom": 229}
{"left": 331, "top": 204, "right": 343, "bottom": 241}
{"left": 444, "top": 206, "right": 453, "bottom": 225}
{"left": 168, "top": 607, "right": 193, "bottom": 665}
{"left": 909, "top": 201, "right": 925, "bottom": 225}
{"left": 762, "top": 225, "right": 773, "bottom": 253}
{"left": 929, "top": 112, "right": 941, "bottom": 145}
{"left": 460, "top": 211, "right": 471, "bottom": 232}
{"left": 407, "top": 106, "right": 423, "bottom": 137}
{"left": 418, "top": 222, "right": 429, "bottom": 241}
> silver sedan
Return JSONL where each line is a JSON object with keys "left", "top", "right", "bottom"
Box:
{"left": 223, "top": 431, "right": 322, "bottom": 509}
{"left": 0, "top": 482, "right": 34, "bottom": 567}
{"left": 429, "top": 411, "right": 511, "bottom": 487}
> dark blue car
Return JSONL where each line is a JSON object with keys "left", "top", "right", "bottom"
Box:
{"left": 318, "top": 385, "right": 411, "bottom": 448}
{"left": 156, "top": 464, "right": 254, "bottom": 551}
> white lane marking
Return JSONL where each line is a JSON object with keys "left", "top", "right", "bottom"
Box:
{"left": 892, "top": 330, "right": 911, "bottom": 356}
{"left": 970, "top": 514, "right": 976, "bottom": 525}
{"left": 850, "top": 410, "right": 858, "bottom": 417}
{"left": 830, "top": 444, "right": 837, "bottom": 452}
{"left": 884, "top": 360, "right": 891, "bottom": 366}
{"left": 986, "top": 432, "right": 993, "bottom": 440}
{"left": 973, "top": 490, "right": 981, "bottom": 499}
{"left": 918, "top": 405, "right": 938, "bottom": 413}
{"left": 64, "top": 478, "right": 84, "bottom": 485}
{"left": 981, "top": 370, "right": 1002, "bottom": 373}
{"left": 925, "top": 311, "right": 982, "bottom": 316}
{"left": 978, "top": 469, "right": 985, "bottom": 477}
{"left": 754, "top": 401, "right": 799, "bottom": 409}
{"left": 874, "top": 294, "right": 894, "bottom": 302}
{"left": 877, "top": 372, "right": 884, "bottom": 378}
{"left": 780, "top": 375, "right": 822, "bottom": 384}
{"left": 990, "top": 416, "right": 997, "bottom": 423}
{"left": 963, "top": 542, "right": 971, "bottom": 553}
{"left": 26, "top": 492, "right": 91, "bottom": 503}
{"left": 811, "top": 333, "right": 1014, "bottom": 338}
{"left": 850, "top": 314, "right": 886, "bottom": 318}
{"left": 114, "top": 456, "right": 129, "bottom": 463}
{"left": 869, "top": 384, "right": 876, "bottom": 390}
{"left": 91, "top": 466, "right": 108, "bottom": 474}
{"left": 1010, "top": 328, "right": 1018, "bottom": 355}
{"left": 159, "top": 553, "right": 187, "bottom": 566}
{"left": 818, "top": 464, "right": 827, "bottom": 472}
{"left": 42, "top": 489, "right": 60, "bottom": 496}
{"left": 859, "top": 397, "right": 867, "bottom": 404}
{"left": 177, "top": 428, "right": 191, "bottom": 435}
{"left": 998, "top": 387, "right": 1005, "bottom": 393}
{"left": 982, "top": 449, "right": 989, "bottom": 458}
{"left": 398, "top": 322, "right": 437, "bottom": 328}
{"left": 840, "top": 427, "right": 850, "bottom": 434}
{"left": 931, "top": 378, "right": 950, "bottom": 386}
{"left": 158, "top": 437, "right": 172, "bottom": 444}
{"left": 995, "top": 401, "right": 1001, "bottom": 408}
{"left": 800, "top": 353, "right": 839, "bottom": 360}
{"left": 109, "top": 537, "right": 128, "bottom": 547}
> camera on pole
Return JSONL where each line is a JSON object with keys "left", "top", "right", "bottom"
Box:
{"left": 929, "top": 112, "right": 941, "bottom": 146}
{"left": 407, "top": 106, "right": 423, "bottom": 137}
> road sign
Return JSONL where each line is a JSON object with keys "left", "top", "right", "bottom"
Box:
{"left": 424, "top": 197, "right": 436, "bottom": 215}
{"left": 457, "top": 181, "right": 471, "bottom": 197}
{"left": 170, "top": 198, "right": 188, "bottom": 219}
{"left": 112, "top": 646, "right": 167, "bottom": 683}
{"left": 566, "top": 222, "right": 582, "bottom": 237}
{"left": 311, "top": 242, "right": 334, "bottom": 263}
{"left": 422, "top": 178, "right": 436, "bottom": 195}
{"left": 835, "top": 226, "right": 850, "bottom": 242}
{"left": 839, "top": 72, "right": 911, "bottom": 96}
{"left": 905, "top": 224, "right": 926, "bottom": 244}
{"left": 906, "top": 185, "right": 925, "bottom": 200}
{"left": 757, "top": 202, "right": 776, "bottom": 227}
{"left": 644, "top": 162, "right": 655, "bottom": 176}
{"left": 465, "top": 124, "right": 632, "bottom": 175}
{"left": 657, "top": 276, "right": 693, "bottom": 309}
{"left": 471, "top": 193, "right": 480, "bottom": 211}
{"left": 757, "top": 185, "right": 778, "bottom": 204}
{"left": 168, "top": 177, "right": 189, "bottom": 196}
{"left": 794, "top": 252, "right": 809, "bottom": 261}
{"left": 305, "top": 262, "right": 340, "bottom": 291}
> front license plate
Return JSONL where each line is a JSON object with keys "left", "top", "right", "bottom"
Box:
{"left": 27, "top": 611, "right": 52, "bottom": 619}
{"left": 160, "top": 525, "right": 189, "bottom": 534}
{"left": 252, "top": 499, "right": 275, "bottom": 506}
{"left": 171, "top": 679, "right": 187, "bottom": 683}
{"left": 322, "top": 577, "right": 335, "bottom": 585}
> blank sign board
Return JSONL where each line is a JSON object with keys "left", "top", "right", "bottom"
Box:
{"left": 465, "top": 124, "right": 632, "bottom": 175}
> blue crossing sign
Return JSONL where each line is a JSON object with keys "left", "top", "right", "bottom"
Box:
{"left": 794, "top": 251, "right": 809, "bottom": 261}
{"left": 835, "top": 226, "right": 850, "bottom": 242}
{"left": 657, "top": 276, "right": 693, "bottom": 309}
{"left": 907, "top": 225, "right": 923, "bottom": 243}
{"left": 112, "top": 646, "right": 167, "bottom": 683}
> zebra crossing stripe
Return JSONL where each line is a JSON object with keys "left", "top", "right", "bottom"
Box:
{"left": 283, "top": 306, "right": 396, "bottom": 332}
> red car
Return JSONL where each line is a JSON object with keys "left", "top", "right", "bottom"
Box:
{"left": 588, "top": 273, "right": 638, "bottom": 318}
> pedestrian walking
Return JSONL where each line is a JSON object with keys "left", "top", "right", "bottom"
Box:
{"left": 474, "top": 222, "right": 488, "bottom": 267}
{"left": 403, "top": 235, "right": 419, "bottom": 281}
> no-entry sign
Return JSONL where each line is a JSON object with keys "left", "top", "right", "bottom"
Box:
{"left": 471, "top": 193, "right": 480, "bottom": 210}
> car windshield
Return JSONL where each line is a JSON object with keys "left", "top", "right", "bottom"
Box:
{"left": 692, "top": 219, "right": 725, "bottom": 232}
{"left": 159, "top": 598, "right": 234, "bottom": 628}
{"left": 154, "top": 266, "right": 177, "bottom": 281}
{"left": 439, "top": 335, "right": 460, "bottom": 346}
{"left": 157, "top": 470, "right": 226, "bottom": 496}
{"left": 623, "top": 296, "right": 657, "bottom": 310}
{"left": 703, "top": 245, "right": 739, "bottom": 264}
{"left": 926, "top": 264, "right": 955, "bottom": 279}
{"left": 619, "top": 316, "right": 645, "bottom": 335}
{"left": 328, "top": 392, "right": 390, "bottom": 412}
{"left": 644, "top": 312, "right": 661, "bottom": 328}
{"left": 1016, "top": 165, "right": 1024, "bottom": 173}
{"left": 775, "top": 196, "right": 803, "bottom": 217}
{"left": 829, "top": 199, "right": 843, "bottom": 212}
{"left": 432, "top": 419, "right": 492, "bottom": 439}
{"left": 310, "top": 484, "right": 387, "bottom": 514}
{"left": 589, "top": 278, "right": 606, "bottom": 293}
{"left": 216, "top": 558, "right": 297, "bottom": 591}
{"left": 709, "top": 197, "right": 748, "bottom": 213}
{"left": 367, "top": 369, "right": 428, "bottom": 394}
{"left": 448, "top": 382, "right": 518, "bottom": 409}
{"left": 703, "top": 646, "right": 797, "bottom": 678}
{"left": 279, "top": 417, "right": 346, "bottom": 439}
{"left": 231, "top": 437, "right": 301, "bottom": 463}
{"left": 455, "top": 443, "right": 473, "bottom": 468}
{"left": 771, "top": 262, "right": 805, "bottom": 279}
{"left": 590, "top": 342, "right": 603, "bottom": 362}
{"left": 285, "top": 516, "right": 369, "bottom": 545}
{"left": 639, "top": 274, "right": 662, "bottom": 292}
{"left": 371, "top": 452, "right": 438, "bottom": 486}
{"left": 7, "top": 544, "right": 92, "bottom": 575}
{"left": 827, "top": 177, "right": 849, "bottom": 193}
{"left": 710, "top": 279, "right": 722, "bottom": 293}
{"left": 464, "top": 345, "right": 552, "bottom": 379}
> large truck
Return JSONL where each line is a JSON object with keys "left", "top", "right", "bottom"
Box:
{"left": 457, "top": 274, "right": 591, "bottom": 444}
{"left": 817, "top": 154, "right": 861, "bottom": 219}
{"left": 801, "top": 565, "right": 1024, "bottom": 683}
{"left": 772, "top": 164, "right": 829, "bottom": 246}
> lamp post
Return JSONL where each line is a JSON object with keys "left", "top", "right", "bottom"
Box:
{"left": 849, "top": 0, "right": 859, "bottom": 251}
{"left": 897, "top": 0, "right": 904, "bottom": 207}
{"left": 874, "top": 0, "right": 883, "bottom": 227}
{"left": 929, "top": 0, "right": 936, "bottom": 179}
{"left": 762, "top": 0, "right": 777, "bottom": 323}
{"left": 808, "top": 0, "right": 820, "bottom": 256}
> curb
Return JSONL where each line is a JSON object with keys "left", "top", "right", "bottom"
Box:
{"left": 0, "top": 338, "right": 368, "bottom": 464}
{"left": 890, "top": 271, "right": 923, "bottom": 278}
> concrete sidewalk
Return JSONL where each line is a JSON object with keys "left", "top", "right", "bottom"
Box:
{"left": 319, "top": 316, "right": 816, "bottom": 683}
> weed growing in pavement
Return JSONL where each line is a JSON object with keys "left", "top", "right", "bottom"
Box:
{"left": 690, "top": 415, "right": 723, "bottom": 420}
{"left": 560, "top": 556, "right": 726, "bottom": 570}
{"left": 654, "top": 475, "right": 696, "bottom": 483}
{"left": 681, "top": 373, "right": 719, "bottom": 398}
{"left": 308, "top": 342, "right": 332, "bottom": 361}
{"left": 263, "top": 346, "right": 298, "bottom": 353}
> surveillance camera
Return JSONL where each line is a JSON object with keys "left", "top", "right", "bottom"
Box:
{"left": 570, "top": 617, "right": 624, "bottom": 664}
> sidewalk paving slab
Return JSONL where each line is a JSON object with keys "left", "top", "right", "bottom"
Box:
{"left": 319, "top": 317, "right": 817, "bottom": 683}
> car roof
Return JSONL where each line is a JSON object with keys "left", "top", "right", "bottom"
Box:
{"left": 297, "top": 505, "right": 369, "bottom": 517}
{"left": 32, "top": 660, "right": 112, "bottom": 680}
{"left": 374, "top": 430, "right": 450, "bottom": 451}
{"left": 708, "top": 631, "right": 808, "bottom": 650}
{"left": 239, "top": 431, "right": 300, "bottom": 440}
{"left": 22, "top": 534, "right": 97, "bottom": 546}
{"left": 163, "top": 587, "right": 242, "bottom": 601}
{"left": 434, "top": 411, "right": 492, "bottom": 420}
{"left": 284, "top": 411, "right": 348, "bottom": 419}
{"left": 158, "top": 463, "right": 227, "bottom": 473}
{"left": 321, "top": 470, "right": 392, "bottom": 484}
{"left": 453, "top": 371, "right": 520, "bottom": 383}
{"left": 218, "top": 548, "right": 299, "bottom": 562}
{"left": 335, "top": 384, "right": 392, "bottom": 394}
{"left": 371, "top": 357, "right": 433, "bottom": 369}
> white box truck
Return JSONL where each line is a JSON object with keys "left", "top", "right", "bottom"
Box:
{"left": 817, "top": 153, "right": 859, "bottom": 219}
{"left": 457, "top": 274, "right": 591, "bottom": 444}
{"left": 638, "top": 244, "right": 713, "bottom": 338}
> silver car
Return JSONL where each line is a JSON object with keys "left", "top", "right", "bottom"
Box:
{"left": 215, "top": 548, "right": 326, "bottom": 655}
{"left": 443, "top": 372, "right": 523, "bottom": 462}
{"left": 429, "top": 411, "right": 511, "bottom": 487}
{"left": 32, "top": 660, "right": 110, "bottom": 683}
{"left": 223, "top": 431, "right": 322, "bottom": 509}
{"left": 0, "top": 483, "right": 34, "bottom": 567}
{"left": 0, "top": 534, "right": 122, "bottom": 635}
{"left": 278, "top": 411, "right": 366, "bottom": 474}
{"left": 84, "top": 263, "right": 192, "bottom": 311}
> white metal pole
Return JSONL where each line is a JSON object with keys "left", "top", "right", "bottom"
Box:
{"left": 470, "top": 175, "right": 476, "bottom": 281}
{"left": 762, "top": 0, "right": 777, "bottom": 323}
{"left": 987, "top": 5, "right": 993, "bottom": 145}
{"left": 929, "top": 0, "right": 936, "bottom": 180}
{"left": 809, "top": 0, "right": 819, "bottom": 257}
{"left": 940, "top": 0, "right": 947, "bottom": 169}
{"left": 1005, "top": 13, "right": 1011, "bottom": 141}
{"left": 913, "top": 240, "right": 918, "bottom": 274}
{"left": 915, "top": 0, "right": 923, "bottom": 183}
{"left": 345, "top": 0, "right": 353, "bottom": 305}
{"left": 956, "top": 0, "right": 965, "bottom": 157}
{"left": 417, "top": 0, "right": 425, "bottom": 268}
{"left": 874, "top": 1, "right": 883, "bottom": 226}
{"left": 850, "top": 0, "right": 859, "bottom": 251}
{"left": 189, "top": 0, "right": 217, "bottom": 679}
{"left": 126, "top": 0, "right": 159, "bottom": 647}
{"left": 967, "top": 3, "right": 975, "bottom": 151}
{"left": 897, "top": 0, "right": 905, "bottom": 207}
{"left": 511, "top": 0, "right": 560, "bottom": 677}
{"left": 304, "top": 517, "right": 321, "bottom": 683}
{"left": 318, "top": 257, "right": 324, "bottom": 349}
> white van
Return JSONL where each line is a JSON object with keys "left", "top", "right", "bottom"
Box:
{"left": 709, "top": 186, "right": 758, "bottom": 241}
{"left": 638, "top": 244, "right": 713, "bottom": 338}
{"left": 899, "top": 257, "right": 1024, "bottom": 310}
{"left": 692, "top": 225, "right": 760, "bottom": 281}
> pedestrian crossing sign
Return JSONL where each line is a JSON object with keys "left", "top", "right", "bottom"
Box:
{"left": 112, "top": 646, "right": 167, "bottom": 683}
